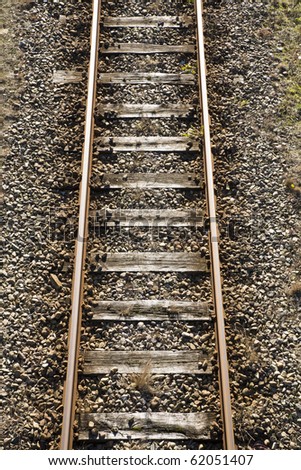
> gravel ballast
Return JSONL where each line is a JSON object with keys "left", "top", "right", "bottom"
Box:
{"left": 2, "top": 0, "right": 300, "bottom": 450}
{"left": 204, "top": 0, "right": 300, "bottom": 449}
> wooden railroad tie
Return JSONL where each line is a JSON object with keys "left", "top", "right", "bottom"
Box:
{"left": 89, "top": 252, "right": 208, "bottom": 273}
{"left": 78, "top": 412, "right": 215, "bottom": 441}
{"left": 91, "top": 173, "right": 202, "bottom": 190}
{"left": 96, "top": 103, "right": 196, "bottom": 119}
{"left": 82, "top": 350, "right": 212, "bottom": 375}
{"left": 90, "top": 208, "right": 204, "bottom": 228}
{"left": 91, "top": 300, "right": 210, "bottom": 322}
{"left": 99, "top": 72, "right": 196, "bottom": 85}
{"left": 102, "top": 16, "right": 194, "bottom": 28}
{"left": 56, "top": 173, "right": 203, "bottom": 192}
{"left": 100, "top": 43, "right": 195, "bottom": 54}
{"left": 94, "top": 136, "right": 200, "bottom": 152}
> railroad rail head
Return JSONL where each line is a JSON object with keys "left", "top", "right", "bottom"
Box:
{"left": 195, "top": 0, "right": 235, "bottom": 450}
{"left": 60, "top": 0, "right": 101, "bottom": 451}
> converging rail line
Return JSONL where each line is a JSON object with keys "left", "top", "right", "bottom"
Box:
{"left": 60, "top": 0, "right": 235, "bottom": 450}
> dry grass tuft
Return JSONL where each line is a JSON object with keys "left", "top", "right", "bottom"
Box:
{"left": 257, "top": 27, "right": 273, "bottom": 38}
{"left": 289, "top": 281, "right": 301, "bottom": 299}
{"left": 130, "top": 361, "right": 155, "bottom": 395}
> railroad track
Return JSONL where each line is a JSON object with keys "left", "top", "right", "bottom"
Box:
{"left": 60, "top": 0, "right": 235, "bottom": 450}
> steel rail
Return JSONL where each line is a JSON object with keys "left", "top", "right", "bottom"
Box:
{"left": 195, "top": 0, "right": 235, "bottom": 449}
{"left": 60, "top": 0, "right": 101, "bottom": 450}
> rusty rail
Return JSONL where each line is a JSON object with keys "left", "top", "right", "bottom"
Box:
{"left": 195, "top": 0, "right": 235, "bottom": 449}
{"left": 60, "top": 0, "right": 101, "bottom": 450}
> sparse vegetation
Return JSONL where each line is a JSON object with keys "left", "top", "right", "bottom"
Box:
{"left": 269, "top": 2, "right": 301, "bottom": 204}
{"left": 134, "top": 118, "right": 159, "bottom": 135}
{"left": 148, "top": 0, "right": 163, "bottom": 14}
{"left": 181, "top": 125, "right": 203, "bottom": 138}
{"left": 271, "top": 0, "right": 301, "bottom": 123}
{"left": 285, "top": 177, "right": 301, "bottom": 196}
{"left": 257, "top": 27, "right": 273, "bottom": 39}
{"left": 239, "top": 99, "right": 249, "bottom": 108}
{"left": 288, "top": 282, "right": 301, "bottom": 299}
{"left": 181, "top": 62, "right": 197, "bottom": 75}
{"left": 120, "top": 306, "right": 132, "bottom": 318}
{"left": 129, "top": 361, "right": 155, "bottom": 395}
